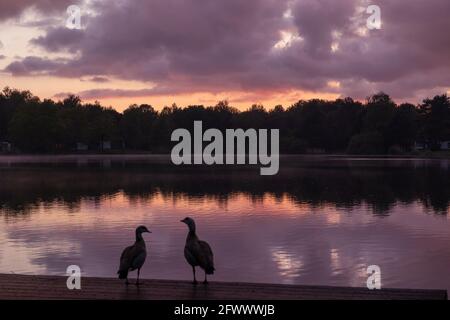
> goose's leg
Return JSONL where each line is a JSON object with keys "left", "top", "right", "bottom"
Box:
{"left": 203, "top": 272, "right": 208, "bottom": 285}
{"left": 136, "top": 268, "right": 141, "bottom": 285}
{"left": 192, "top": 266, "right": 198, "bottom": 285}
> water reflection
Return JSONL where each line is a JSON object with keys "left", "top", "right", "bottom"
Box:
{"left": 0, "top": 156, "right": 449, "bottom": 291}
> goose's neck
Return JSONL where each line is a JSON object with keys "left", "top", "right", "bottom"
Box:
{"left": 136, "top": 231, "right": 144, "bottom": 242}
{"left": 187, "top": 229, "right": 197, "bottom": 241}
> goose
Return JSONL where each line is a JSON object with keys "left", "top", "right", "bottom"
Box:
{"left": 181, "top": 217, "right": 215, "bottom": 284}
{"left": 117, "top": 225, "right": 151, "bottom": 285}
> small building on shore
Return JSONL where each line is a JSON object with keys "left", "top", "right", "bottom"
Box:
{"left": 440, "top": 141, "right": 450, "bottom": 150}
{"left": 74, "top": 140, "right": 123, "bottom": 152}
{"left": 76, "top": 142, "right": 88, "bottom": 151}
{"left": 414, "top": 141, "right": 428, "bottom": 151}
{"left": 0, "top": 141, "right": 12, "bottom": 153}
{"left": 101, "top": 140, "right": 111, "bottom": 151}
{"left": 414, "top": 140, "right": 450, "bottom": 151}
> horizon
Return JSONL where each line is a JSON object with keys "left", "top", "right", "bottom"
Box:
{"left": 2, "top": 86, "right": 448, "bottom": 112}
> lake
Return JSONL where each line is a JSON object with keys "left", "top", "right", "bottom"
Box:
{"left": 0, "top": 155, "right": 449, "bottom": 291}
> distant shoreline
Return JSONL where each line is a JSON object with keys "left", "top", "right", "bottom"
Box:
{"left": 0, "top": 153, "right": 449, "bottom": 162}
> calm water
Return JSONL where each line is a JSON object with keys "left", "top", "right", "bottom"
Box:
{"left": 0, "top": 155, "right": 449, "bottom": 291}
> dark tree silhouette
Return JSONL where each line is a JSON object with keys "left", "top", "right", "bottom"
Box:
{"left": 0, "top": 87, "right": 449, "bottom": 154}
{"left": 419, "top": 94, "right": 450, "bottom": 150}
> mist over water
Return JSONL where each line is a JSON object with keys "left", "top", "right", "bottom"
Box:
{"left": 0, "top": 155, "right": 449, "bottom": 291}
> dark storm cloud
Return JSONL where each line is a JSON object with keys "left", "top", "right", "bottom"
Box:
{"left": 83, "top": 76, "right": 110, "bottom": 83}
{"left": 4, "top": 56, "right": 67, "bottom": 76}
{"left": 0, "top": 0, "right": 77, "bottom": 20}
{"left": 291, "top": 0, "right": 357, "bottom": 56}
{"left": 31, "top": 28, "right": 85, "bottom": 52}
{"left": 53, "top": 86, "right": 179, "bottom": 100}
{"left": 4, "top": 0, "right": 450, "bottom": 101}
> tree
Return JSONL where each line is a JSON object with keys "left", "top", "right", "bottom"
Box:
{"left": 0, "top": 87, "right": 37, "bottom": 141}
{"left": 418, "top": 94, "right": 450, "bottom": 149}
{"left": 122, "top": 104, "right": 158, "bottom": 150}
{"left": 385, "top": 103, "right": 418, "bottom": 151}
{"left": 8, "top": 100, "right": 62, "bottom": 152}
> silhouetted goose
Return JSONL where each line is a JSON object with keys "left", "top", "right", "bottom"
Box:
{"left": 181, "top": 217, "right": 215, "bottom": 284}
{"left": 117, "top": 225, "right": 151, "bottom": 285}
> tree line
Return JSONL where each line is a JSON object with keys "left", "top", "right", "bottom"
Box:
{"left": 0, "top": 87, "right": 449, "bottom": 154}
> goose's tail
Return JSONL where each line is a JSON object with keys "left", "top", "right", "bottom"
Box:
{"left": 205, "top": 266, "right": 215, "bottom": 275}
{"left": 117, "top": 269, "right": 128, "bottom": 279}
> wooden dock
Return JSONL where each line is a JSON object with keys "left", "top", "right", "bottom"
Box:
{"left": 0, "top": 274, "right": 446, "bottom": 300}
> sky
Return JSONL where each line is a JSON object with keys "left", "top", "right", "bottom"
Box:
{"left": 0, "top": 0, "right": 449, "bottom": 111}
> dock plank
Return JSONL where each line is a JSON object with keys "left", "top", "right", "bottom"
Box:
{"left": 0, "top": 274, "right": 446, "bottom": 300}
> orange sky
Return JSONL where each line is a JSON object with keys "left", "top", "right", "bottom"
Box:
{"left": 1, "top": 75, "right": 340, "bottom": 112}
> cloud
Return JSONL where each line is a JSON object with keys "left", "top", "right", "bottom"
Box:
{"left": 4, "top": 0, "right": 450, "bottom": 102}
{"left": 0, "top": 0, "right": 77, "bottom": 20}
{"left": 82, "top": 76, "right": 110, "bottom": 83}
{"left": 53, "top": 87, "right": 179, "bottom": 100}
{"left": 31, "top": 28, "right": 85, "bottom": 53}
{"left": 4, "top": 56, "right": 67, "bottom": 76}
